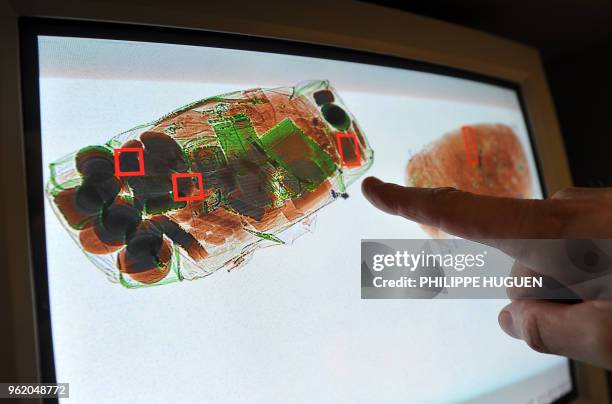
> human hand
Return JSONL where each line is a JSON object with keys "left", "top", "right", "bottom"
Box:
{"left": 361, "top": 176, "right": 612, "bottom": 369}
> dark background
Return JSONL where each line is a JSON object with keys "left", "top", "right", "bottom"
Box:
{"left": 366, "top": 0, "right": 612, "bottom": 188}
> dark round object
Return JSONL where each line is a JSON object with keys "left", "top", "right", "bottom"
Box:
{"left": 151, "top": 215, "right": 194, "bottom": 247}
{"left": 141, "top": 131, "right": 187, "bottom": 174}
{"left": 76, "top": 146, "right": 114, "bottom": 178}
{"left": 97, "top": 199, "right": 141, "bottom": 244}
{"left": 118, "top": 149, "right": 142, "bottom": 173}
{"left": 74, "top": 176, "right": 121, "bottom": 216}
{"left": 321, "top": 103, "right": 351, "bottom": 131}
{"left": 124, "top": 222, "right": 164, "bottom": 272}
{"left": 129, "top": 176, "right": 173, "bottom": 198}
{"left": 75, "top": 184, "right": 105, "bottom": 216}
{"left": 313, "top": 89, "right": 335, "bottom": 106}
{"left": 129, "top": 176, "right": 179, "bottom": 214}
{"left": 174, "top": 176, "right": 193, "bottom": 199}
{"left": 144, "top": 195, "right": 185, "bottom": 215}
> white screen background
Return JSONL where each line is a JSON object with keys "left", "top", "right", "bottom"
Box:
{"left": 37, "top": 36, "right": 571, "bottom": 404}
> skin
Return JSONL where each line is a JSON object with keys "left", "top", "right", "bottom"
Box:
{"left": 361, "top": 176, "right": 612, "bottom": 369}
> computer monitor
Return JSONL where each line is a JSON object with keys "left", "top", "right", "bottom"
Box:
{"left": 2, "top": 1, "right": 602, "bottom": 402}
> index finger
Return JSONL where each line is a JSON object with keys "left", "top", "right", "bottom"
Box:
{"left": 361, "top": 177, "right": 570, "bottom": 239}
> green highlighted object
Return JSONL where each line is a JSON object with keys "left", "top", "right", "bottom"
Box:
{"left": 260, "top": 118, "right": 336, "bottom": 191}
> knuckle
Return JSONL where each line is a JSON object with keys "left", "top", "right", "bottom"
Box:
{"left": 590, "top": 323, "right": 612, "bottom": 364}
{"left": 429, "top": 187, "right": 460, "bottom": 200}
{"left": 426, "top": 187, "right": 461, "bottom": 228}
{"left": 551, "top": 187, "right": 580, "bottom": 199}
{"left": 538, "top": 199, "right": 576, "bottom": 236}
{"left": 521, "top": 311, "right": 550, "bottom": 354}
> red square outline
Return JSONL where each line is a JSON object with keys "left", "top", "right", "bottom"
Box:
{"left": 335, "top": 132, "right": 361, "bottom": 167}
{"left": 461, "top": 125, "right": 479, "bottom": 166}
{"left": 172, "top": 172, "right": 205, "bottom": 202}
{"left": 114, "top": 147, "right": 145, "bottom": 177}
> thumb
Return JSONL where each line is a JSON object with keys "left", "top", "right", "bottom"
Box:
{"left": 499, "top": 300, "right": 612, "bottom": 368}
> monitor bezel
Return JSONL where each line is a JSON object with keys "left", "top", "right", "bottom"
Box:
{"left": 18, "top": 16, "right": 576, "bottom": 403}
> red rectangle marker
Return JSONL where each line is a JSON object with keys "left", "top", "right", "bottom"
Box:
{"left": 335, "top": 132, "right": 361, "bottom": 167}
{"left": 114, "top": 147, "right": 145, "bottom": 177}
{"left": 172, "top": 172, "right": 205, "bottom": 202}
{"left": 461, "top": 126, "right": 479, "bottom": 166}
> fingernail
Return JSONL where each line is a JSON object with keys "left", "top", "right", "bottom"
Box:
{"left": 498, "top": 309, "right": 518, "bottom": 338}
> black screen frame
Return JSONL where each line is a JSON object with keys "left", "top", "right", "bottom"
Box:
{"left": 18, "top": 16, "right": 575, "bottom": 403}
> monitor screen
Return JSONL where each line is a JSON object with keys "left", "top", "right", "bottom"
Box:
{"left": 27, "top": 22, "right": 572, "bottom": 403}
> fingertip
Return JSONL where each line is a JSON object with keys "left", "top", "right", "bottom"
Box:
{"left": 361, "top": 176, "right": 384, "bottom": 198}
